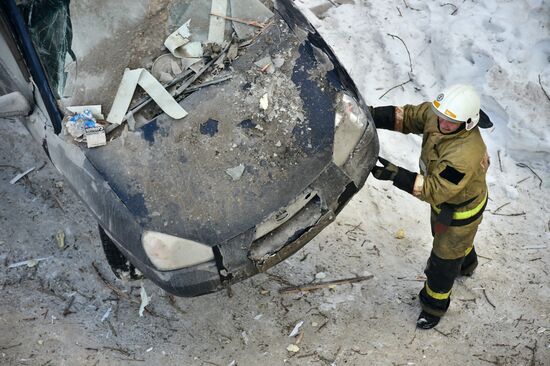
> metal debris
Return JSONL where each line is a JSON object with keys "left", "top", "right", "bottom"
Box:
{"left": 164, "top": 20, "right": 192, "bottom": 58}
{"left": 151, "top": 54, "right": 181, "bottom": 82}
{"left": 208, "top": 0, "right": 228, "bottom": 44}
{"left": 289, "top": 320, "right": 304, "bottom": 337}
{"left": 107, "top": 68, "right": 188, "bottom": 125}
{"left": 9, "top": 167, "right": 35, "bottom": 185}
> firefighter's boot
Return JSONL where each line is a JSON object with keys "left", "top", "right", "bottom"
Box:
{"left": 416, "top": 310, "right": 441, "bottom": 329}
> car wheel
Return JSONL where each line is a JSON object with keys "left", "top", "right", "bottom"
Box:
{"left": 98, "top": 224, "right": 143, "bottom": 280}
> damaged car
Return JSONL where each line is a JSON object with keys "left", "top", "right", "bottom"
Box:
{"left": 0, "top": 0, "right": 379, "bottom": 296}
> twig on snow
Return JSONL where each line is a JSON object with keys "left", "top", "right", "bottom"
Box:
{"left": 491, "top": 212, "right": 526, "bottom": 217}
{"left": 345, "top": 223, "right": 363, "bottom": 235}
{"left": 402, "top": 0, "right": 421, "bottom": 11}
{"left": 525, "top": 340, "right": 537, "bottom": 366}
{"left": 433, "top": 327, "right": 450, "bottom": 337}
{"left": 477, "top": 254, "right": 493, "bottom": 261}
{"left": 497, "top": 150, "right": 503, "bottom": 172}
{"left": 396, "top": 6, "right": 403, "bottom": 16}
{"left": 474, "top": 355, "right": 500, "bottom": 365}
{"left": 516, "top": 162, "right": 543, "bottom": 188}
{"left": 279, "top": 275, "right": 373, "bottom": 294}
{"left": 492, "top": 202, "right": 510, "bottom": 214}
{"left": 538, "top": 74, "right": 550, "bottom": 102}
{"left": 440, "top": 3, "right": 458, "bottom": 15}
{"left": 387, "top": 33, "right": 413, "bottom": 74}
{"left": 379, "top": 75, "right": 413, "bottom": 99}
{"left": 482, "top": 288, "right": 496, "bottom": 309}
{"left": 515, "top": 176, "right": 530, "bottom": 186}
{"left": 0, "top": 343, "right": 22, "bottom": 350}
{"left": 103, "top": 346, "right": 132, "bottom": 357}
{"left": 107, "top": 320, "right": 118, "bottom": 337}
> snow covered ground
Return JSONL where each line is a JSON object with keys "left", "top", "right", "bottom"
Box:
{"left": 1, "top": 0, "right": 549, "bottom": 365}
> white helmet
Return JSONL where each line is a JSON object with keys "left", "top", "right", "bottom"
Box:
{"left": 431, "top": 84, "right": 481, "bottom": 131}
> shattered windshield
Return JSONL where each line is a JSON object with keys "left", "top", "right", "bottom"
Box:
{"left": 18, "top": 0, "right": 275, "bottom": 117}
{"left": 17, "top": 0, "right": 74, "bottom": 97}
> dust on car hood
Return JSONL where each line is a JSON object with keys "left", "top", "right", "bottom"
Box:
{"left": 84, "top": 10, "right": 344, "bottom": 246}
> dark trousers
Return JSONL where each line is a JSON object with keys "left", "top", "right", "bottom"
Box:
{"left": 419, "top": 214, "right": 481, "bottom": 317}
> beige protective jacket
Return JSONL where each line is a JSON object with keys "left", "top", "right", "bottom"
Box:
{"left": 399, "top": 102, "right": 489, "bottom": 215}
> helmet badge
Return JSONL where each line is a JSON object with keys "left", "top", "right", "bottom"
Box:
{"left": 436, "top": 93, "right": 444, "bottom": 102}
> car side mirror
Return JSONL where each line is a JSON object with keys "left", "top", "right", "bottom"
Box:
{"left": 0, "top": 91, "right": 31, "bottom": 118}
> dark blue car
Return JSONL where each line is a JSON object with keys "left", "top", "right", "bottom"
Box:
{"left": 0, "top": 0, "right": 378, "bottom": 296}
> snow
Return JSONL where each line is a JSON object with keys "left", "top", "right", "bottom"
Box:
{"left": 296, "top": 0, "right": 550, "bottom": 171}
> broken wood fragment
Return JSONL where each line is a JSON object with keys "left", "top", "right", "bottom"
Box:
{"left": 482, "top": 288, "right": 496, "bottom": 309}
{"left": 210, "top": 12, "right": 266, "bottom": 28}
{"left": 279, "top": 275, "right": 373, "bottom": 294}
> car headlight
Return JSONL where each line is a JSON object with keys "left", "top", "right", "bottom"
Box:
{"left": 332, "top": 93, "right": 368, "bottom": 167}
{"left": 142, "top": 231, "right": 214, "bottom": 271}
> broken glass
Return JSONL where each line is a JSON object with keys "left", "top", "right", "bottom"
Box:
{"left": 17, "top": 0, "right": 75, "bottom": 97}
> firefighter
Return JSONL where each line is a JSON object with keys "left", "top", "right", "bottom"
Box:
{"left": 369, "top": 84, "right": 492, "bottom": 329}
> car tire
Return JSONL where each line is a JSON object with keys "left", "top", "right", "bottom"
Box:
{"left": 98, "top": 224, "right": 143, "bottom": 280}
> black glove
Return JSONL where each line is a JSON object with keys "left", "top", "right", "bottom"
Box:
{"left": 371, "top": 157, "right": 399, "bottom": 180}
{"left": 369, "top": 106, "right": 396, "bottom": 130}
{"left": 371, "top": 157, "right": 418, "bottom": 194}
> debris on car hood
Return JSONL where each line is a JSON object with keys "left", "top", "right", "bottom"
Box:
{"left": 64, "top": 109, "right": 107, "bottom": 148}
{"left": 106, "top": 68, "right": 188, "bottom": 125}
{"left": 57, "top": 0, "right": 278, "bottom": 148}
{"left": 9, "top": 166, "right": 35, "bottom": 185}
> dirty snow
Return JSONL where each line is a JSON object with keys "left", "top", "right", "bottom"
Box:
{"left": 1, "top": 0, "right": 549, "bottom": 365}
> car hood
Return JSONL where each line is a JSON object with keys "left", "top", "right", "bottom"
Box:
{"left": 84, "top": 7, "right": 348, "bottom": 246}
